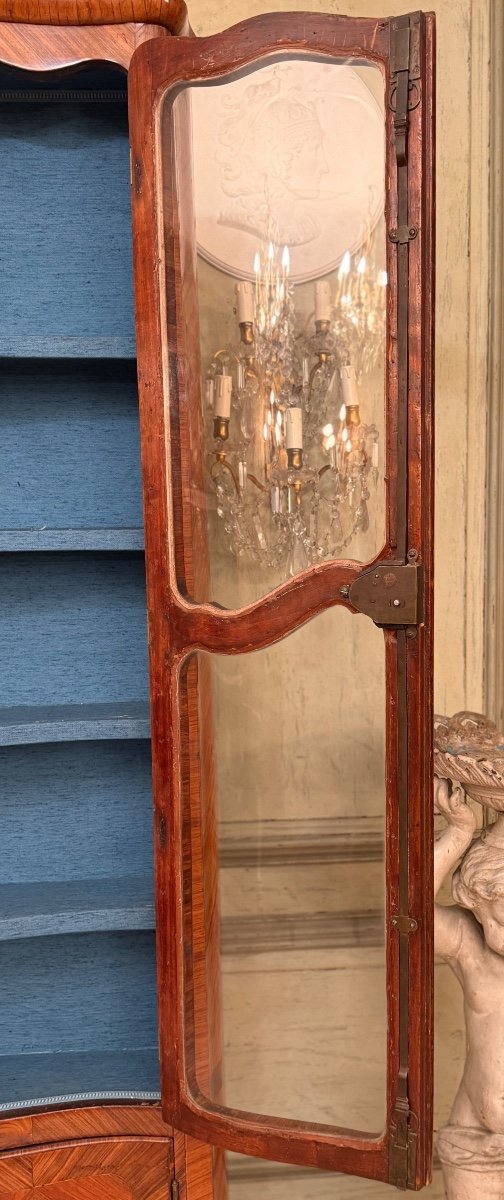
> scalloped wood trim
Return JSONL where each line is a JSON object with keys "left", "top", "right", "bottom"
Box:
{"left": 0, "top": 1, "right": 189, "bottom": 35}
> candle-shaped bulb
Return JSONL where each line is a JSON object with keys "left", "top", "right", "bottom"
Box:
{"left": 285, "top": 406, "right": 303, "bottom": 450}
{"left": 268, "top": 241, "right": 275, "bottom": 261}
{"left": 339, "top": 250, "right": 351, "bottom": 277}
{"left": 235, "top": 281, "right": 254, "bottom": 323}
{"left": 253, "top": 251, "right": 261, "bottom": 276}
{"left": 282, "top": 245, "right": 290, "bottom": 275}
{"left": 357, "top": 255, "right": 366, "bottom": 275}
{"left": 378, "top": 269, "right": 388, "bottom": 287}
{"left": 315, "top": 280, "right": 332, "bottom": 322}
{"left": 339, "top": 403, "right": 346, "bottom": 422}
{"left": 340, "top": 364, "right": 358, "bottom": 409}
{"left": 214, "top": 374, "right": 232, "bottom": 419}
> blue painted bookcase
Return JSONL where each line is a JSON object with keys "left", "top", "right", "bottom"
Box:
{"left": 0, "top": 67, "right": 160, "bottom": 1111}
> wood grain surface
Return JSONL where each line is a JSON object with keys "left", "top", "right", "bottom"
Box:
{"left": 0, "top": 1106, "right": 169, "bottom": 1153}
{"left": 128, "top": 8, "right": 435, "bottom": 1188}
{"left": 0, "top": 1, "right": 189, "bottom": 33}
{"left": 0, "top": 1137, "right": 173, "bottom": 1200}
{"left": 0, "top": 21, "right": 171, "bottom": 74}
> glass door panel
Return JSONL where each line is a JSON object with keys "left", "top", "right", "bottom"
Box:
{"left": 165, "top": 56, "right": 387, "bottom": 608}
{"left": 182, "top": 608, "right": 386, "bottom": 1132}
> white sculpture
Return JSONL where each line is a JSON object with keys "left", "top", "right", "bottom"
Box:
{"left": 434, "top": 711, "right": 504, "bottom": 1199}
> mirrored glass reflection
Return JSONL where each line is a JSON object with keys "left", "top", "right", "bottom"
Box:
{"left": 167, "top": 57, "right": 386, "bottom": 607}
{"left": 183, "top": 608, "right": 387, "bottom": 1133}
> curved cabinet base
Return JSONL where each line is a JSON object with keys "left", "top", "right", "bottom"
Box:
{"left": 0, "top": 1134, "right": 172, "bottom": 1200}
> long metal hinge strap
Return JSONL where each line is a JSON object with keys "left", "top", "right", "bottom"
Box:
{"left": 389, "top": 628, "right": 415, "bottom": 1190}
{"left": 388, "top": 16, "right": 421, "bottom": 1189}
{"left": 391, "top": 14, "right": 412, "bottom": 562}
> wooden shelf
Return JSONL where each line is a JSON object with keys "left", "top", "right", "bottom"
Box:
{"left": 0, "top": 1049, "right": 160, "bottom": 1111}
{"left": 0, "top": 876, "right": 154, "bottom": 941}
{"left": 0, "top": 529, "right": 145, "bottom": 552}
{"left": 0, "top": 701, "right": 150, "bottom": 746}
{"left": 0, "top": 336, "right": 136, "bottom": 359}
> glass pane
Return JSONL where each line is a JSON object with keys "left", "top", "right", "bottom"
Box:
{"left": 165, "top": 57, "right": 386, "bottom": 607}
{"left": 226, "top": 1153, "right": 409, "bottom": 1200}
{"left": 182, "top": 607, "right": 387, "bottom": 1133}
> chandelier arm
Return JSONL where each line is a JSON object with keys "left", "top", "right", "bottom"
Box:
{"left": 247, "top": 473, "right": 269, "bottom": 494}
{"left": 210, "top": 457, "right": 240, "bottom": 496}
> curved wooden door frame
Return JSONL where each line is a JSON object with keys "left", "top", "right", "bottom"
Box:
{"left": 128, "top": 11, "right": 435, "bottom": 1189}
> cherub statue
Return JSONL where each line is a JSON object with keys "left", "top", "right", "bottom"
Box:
{"left": 434, "top": 711, "right": 504, "bottom": 1199}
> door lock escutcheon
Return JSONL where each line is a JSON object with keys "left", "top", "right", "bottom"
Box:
{"left": 347, "top": 561, "right": 422, "bottom": 627}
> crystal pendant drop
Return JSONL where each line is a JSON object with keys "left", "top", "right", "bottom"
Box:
{"left": 288, "top": 524, "right": 309, "bottom": 577}
{"left": 238, "top": 461, "right": 247, "bottom": 491}
{"left": 356, "top": 497, "right": 370, "bottom": 534}
{"left": 253, "top": 511, "right": 267, "bottom": 551}
{"left": 271, "top": 485, "right": 281, "bottom": 515}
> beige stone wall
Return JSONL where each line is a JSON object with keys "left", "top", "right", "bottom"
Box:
{"left": 183, "top": 2, "right": 491, "bottom": 1195}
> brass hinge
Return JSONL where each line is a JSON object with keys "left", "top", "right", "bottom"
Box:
{"left": 347, "top": 562, "right": 422, "bottom": 628}
{"left": 389, "top": 225, "right": 418, "bottom": 245}
{"left": 389, "top": 1098, "right": 418, "bottom": 1190}
{"left": 390, "top": 12, "right": 420, "bottom": 84}
{"left": 390, "top": 13, "right": 422, "bottom": 166}
{"left": 171, "top": 1180, "right": 180, "bottom": 1200}
{"left": 391, "top": 913, "right": 418, "bottom": 934}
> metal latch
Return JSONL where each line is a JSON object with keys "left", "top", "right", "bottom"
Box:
{"left": 389, "top": 1100, "right": 418, "bottom": 1190}
{"left": 348, "top": 562, "right": 421, "bottom": 627}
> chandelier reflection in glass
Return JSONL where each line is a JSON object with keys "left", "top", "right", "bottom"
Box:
{"left": 205, "top": 233, "right": 385, "bottom": 575}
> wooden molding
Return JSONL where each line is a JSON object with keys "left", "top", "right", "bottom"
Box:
{"left": 0, "top": 1, "right": 189, "bottom": 35}
{"left": 226, "top": 1151, "right": 443, "bottom": 1183}
{"left": 219, "top": 817, "right": 383, "bottom": 868}
{"left": 486, "top": 1, "right": 504, "bottom": 729}
{"left": 0, "top": 1106, "right": 170, "bottom": 1153}
{"left": 0, "top": 20, "right": 171, "bottom": 73}
{"left": 222, "top": 910, "right": 384, "bottom": 956}
{"left": 465, "top": 1, "right": 491, "bottom": 714}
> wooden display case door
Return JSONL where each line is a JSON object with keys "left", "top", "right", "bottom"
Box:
{"left": 128, "top": 9, "right": 435, "bottom": 1192}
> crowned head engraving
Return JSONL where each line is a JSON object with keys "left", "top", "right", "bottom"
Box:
{"left": 214, "top": 65, "right": 340, "bottom": 248}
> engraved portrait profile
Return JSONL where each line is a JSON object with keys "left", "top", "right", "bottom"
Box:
{"left": 190, "top": 59, "right": 385, "bottom": 282}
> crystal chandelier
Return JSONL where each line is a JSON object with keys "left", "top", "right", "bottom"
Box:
{"left": 204, "top": 232, "right": 385, "bottom": 575}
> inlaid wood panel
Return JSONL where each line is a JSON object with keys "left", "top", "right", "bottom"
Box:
{"left": 0, "top": 1138, "right": 172, "bottom": 1200}
{"left": 0, "top": 1, "right": 188, "bottom": 33}
{"left": 0, "top": 1107, "right": 169, "bottom": 1153}
{"left": 0, "top": 21, "right": 173, "bottom": 75}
